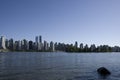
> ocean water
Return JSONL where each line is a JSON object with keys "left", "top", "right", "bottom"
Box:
{"left": 0, "top": 52, "right": 120, "bottom": 80}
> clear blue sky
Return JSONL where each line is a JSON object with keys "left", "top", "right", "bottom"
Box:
{"left": 0, "top": 0, "right": 120, "bottom": 46}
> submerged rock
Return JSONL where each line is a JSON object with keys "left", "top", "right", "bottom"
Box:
{"left": 97, "top": 67, "right": 111, "bottom": 75}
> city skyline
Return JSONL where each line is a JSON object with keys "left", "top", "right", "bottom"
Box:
{"left": 1, "top": 35, "right": 120, "bottom": 47}
{"left": 0, "top": 35, "right": 55, "bottom": 51}
{"left": 1, "top": 0, "right": 120, "bottom": 46}
{"left": 1, "top": 35, "right": 120, "bottom": 52}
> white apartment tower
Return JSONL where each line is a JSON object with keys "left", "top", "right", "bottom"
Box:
{"left": 0, "top": 36, "right": 6, "bottom": 49}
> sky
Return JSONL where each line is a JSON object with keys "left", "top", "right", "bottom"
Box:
{"left": 0, "top": 0, "right": 120, "bottom": 46}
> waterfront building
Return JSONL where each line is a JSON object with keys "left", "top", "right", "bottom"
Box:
{"left": 27, "top": 41, "right": 29, "bottom": 50}
{"left": 79, "top": 43, "right": 84, "bottom": 52}
{"left": 84, "top": 44, "right": 89, "bottom": 52}
{"left": 112, "top": 46, "right": 120, "bottom": 52}
{"left": 54, "top": 42, "right": 58, "bottom": 50}
{"left": 14, "top": 40, "right": 21, "bottom": 51}
{"left": 21, "top": 40, "right": 24, "bottom": 49}
{"left": 35, "top": 36, "right": 43, "bottom": 50}
{"left": 29, "top": 41, "right": 33, "bottom": 50}
{"left": 18, "top": 40, "right": 21, "bottom": 50}
{"left": 44, "top": 41, "right": 49, "bottom": 51}
{"left": 47, "top": 43, "right": 49, "bottom": 50}
{"left": 38, "top": 35, "right": 43, "bottom": 51}
{"left": 80, "top": 43, "right": 84, "bottom": 50}
{"left": 74, "top": 41, "right": 78, "bottom": 49}
{"left": 35, "top": 36, "right": 38, "bottom": 43}
{"left": 50, "top": 41, "right": 55, "bottom": 51}
{"left": 35, "top": 36, "right": 38, "bottom": 50}
{"left": 0, "top": 36, "right": 6, "bottom": 49}
{"left": 9, "top": 38, "right": 14, "bottom": 50}
{"left": 14, "top": 41, "right": 18, "bottom": 50}
{"left": 5, "top": 39, "right": 9, "bottom": 48}
{"left": 98, "top": 45, "right": 102, "bottom": 52}
{"left": 21, "top": 39, "right": 28, "bottom": 51}
{"left": 39, "top": 35, "right": 42, "bottom": 43}
{"left": 33, "top": 42, "right": 36, "bottom": 50}
{"left": 90, "top": 44, "right": 96, "bottom": 52}
{"left": 38, "top": 42, "right": 43, "bottom": 51}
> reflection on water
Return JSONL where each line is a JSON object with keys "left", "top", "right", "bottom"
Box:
{"left": 0, "top": 52, "right": 120, "bottom": 80}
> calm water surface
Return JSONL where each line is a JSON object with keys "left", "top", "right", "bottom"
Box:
{"left": 0, "top": 52, "right": 120, "bottom": 80}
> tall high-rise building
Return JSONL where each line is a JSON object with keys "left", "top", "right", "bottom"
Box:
{"left": 21, "top": 39, "right": 28, "bottom": 50}
{"left": 50, "top": 41, "right": 55, "bottom": 51}
{"left": 90, "top": 44, "right": 96, "bottom": 51}
{"left": 75, "top": 41, "right": 78, "bottom": 48}
{"left": 14, "top": 40, "right": 22, "bottom": 51}
{"left": 37, "top": 42, "right": 43, "bottom": 51}
{"left": 35, "top": 36, "right": 38, "bottom": 43}
{"left": 35, "top": 36, "right": 39, "bottom": 50}
{"left": 14, "top": 41, "right": 18, "bottom": 50}
{"left": 9, "top": 38, "right": 14, "bottom": 50}
{"left": 80, "top": 43, "right": 84, "bottom": 50}
{"left": 0, "top": 36, "right": 6, "bottom": 49}
{"left": 38, "top": 35, "right": 42, "bottom": 51}
{"left": 35, "top": 35, "right": 43, "bottom": 51}
{"left": 29, "top": 41, "right": 33, "bottom": 50}
{"left": 39, "top": 35, "right": 42, "bottom": 43}
{"left": 18, "top": 40, "right": 21, "bottom": 50}
{"left": 5, "top": 39, "right": 9, "bottom": 48}
{"left": 84, "top": 44, "right": 89, "bottom": 52}
{"left": 44, "top": 40, "right": 49, "bottom": 51}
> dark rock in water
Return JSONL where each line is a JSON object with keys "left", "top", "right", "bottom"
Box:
{"left": 97, "top": 67, "right": 111, "bottom": 75}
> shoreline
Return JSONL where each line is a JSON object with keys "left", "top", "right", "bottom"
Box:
{"left": 1, "top": 51, "right": 120, "bottom": 53}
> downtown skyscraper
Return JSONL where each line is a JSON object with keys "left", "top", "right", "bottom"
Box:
{"left": 35, "top": 35, "right": 43, "bottom": 51}
{"left": 0, "top": 36, "right": 6, "bottom": 49}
